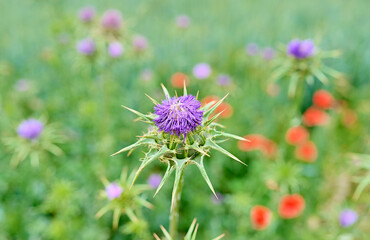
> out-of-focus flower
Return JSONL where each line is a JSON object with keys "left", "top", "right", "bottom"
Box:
{"left": 202, "top": 96, "right": 233, "bottom": 118}
{"left": 238, "top": 134, "right": 277, "bottom": 158}
{"left": 295, "top": 141, "right": 317, "bottom": 162}
{"left": 76, "top": 38, "right": 96, "bottom": 56}
{"left": 341, "top": 109, "right": 358, "bottom": 127}
{"left": 154, "top": 95, "right": 203, "bottom": 137}
{"left": 285, "top": 126, "right": 309, "bottom": 145}
{"left": 132, "top": 35, "right": 148, "bottom": 52}
{"left": 216, "top": 74, "right": 232, "bottom": 86}
{"left": 101, "top": 9, "right": 123, "bottom": 30}
{"left": 211, "top": 192, "right": 225, "bottom": 205}
{"left": 262, "top": 47, "right": 276, "bottom": 60}
{"left": 339, "top": 209, "right": 358, "bottom": 227}
{"left": 108, "top": 41, "right": 124, "bottom": 58}
{"left": 287, "top": 39, "right": 315, "bottom": 59}
{"left": 266, "top": 83, "right": 280, "bottom": 97}
{"left": 278, "top": 194, "right": 305, "bottom": 219}
{"left": 105, "top": 183, "right": 123, "bottom": 200}
{"left": 17, "top": 119, "right": 44, "bottom": 140}
{"left": 176, "top": 15, "right": 191, "bottom": 29}
{"left": 78, "top": 6, "right": 96, "bottom": 23}
{"left": 303, "top": 107, "right": 330, "bottom": 126}
{"left": 14, "top": 79, "right": 31, "bottom": 92}
{"left": 148, "top": 174, "right": 162, "bottom": 189}
{"left": 313, "top": 90, "right": 334, "bottom": 109}
{"left": 245, "top": 43, "right": 259, "bottom": 56}
{"left": 192, "top": 63, "right": 211, "bottom": 79}
{"left": 171, "top": 72, "right": 189, "bottom": 88}
{"left": 140, "top": 69, "right": 153, "bottom": 82}
{"left": 250, "top": 205, "right": 272, "bottom": 230}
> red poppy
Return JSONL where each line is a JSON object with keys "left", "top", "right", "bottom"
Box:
{"left": 202, "top": 96, "right": 233, "bottom": 119}
{"left": 303, "top": 107, "right": 330, "bottom": 126}
{"left": 238, "top": 134, "right": 277, "bottom": 158}
{"left": 285, "top": 126, "right": 309, "bottom": 145}
{"left": 312, "top": 90, "right": 334, "bottom": 109}
{"left": 278, "top": 194, "right": 305, "bottom": 219}
{"left": 295, "top": 141, "right": 317, "bottom": 162}
{"left": 250, "top": 205, "right": 272, "bottom": 230}
{"left": 170, "top": 72, "right": 189, "bottom": 88}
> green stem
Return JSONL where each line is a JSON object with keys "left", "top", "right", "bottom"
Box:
{"left": 169, "top": 168, "right": 185, "bottom": 240}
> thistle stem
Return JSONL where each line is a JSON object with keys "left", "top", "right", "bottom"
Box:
{"left": 169, "top": 168, "right": 185, "bottom": 240}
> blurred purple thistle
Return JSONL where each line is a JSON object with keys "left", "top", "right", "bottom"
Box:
{"left": 339, "top": 209, "right": 358, "bottom": 227}
{"left": 216, "top": 74, "right": 232, "bottom": 86}
{"left": 105, "top": 183, "right": 123, "bottom": 200}
{"left": 287, "top": 39, "right": 315, "bottom": 59}
{"left": 76, "top": 38, "right": 96, "bottom": 56}
{"left": 17, "top": 119, "right": 44, "bottom": 140}
{"left": 246, "top": 43, "right": 259, "bottom": 56}
{"left": 78, "top": 6, "right": 96, "bottom": 23}
{"left": 132, "top": 35, "right": 149, "bottom": 51}
{"left": 262, "top": 47, "right": 276, "bottom": 60}
{"left": 154, "top": 95, "right": 203, "bottom": 137}
{"left": 101, "top": 9, "right": 123, "bottom": 30}
{"left": 176, "top": 15, "right": 191, "bottom": 29}
{"left": 108, "top": 41, "right": 124, "bottom": 58}
{"left": 140, "top": 69, "right": 153, "bottom": 82}
{"left": 192, "top": 63, "right": 211, "bottom": 79}
{"left": 148, "top": 174, "right": 162, "bottom": 189}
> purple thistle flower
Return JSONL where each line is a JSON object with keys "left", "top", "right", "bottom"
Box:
{"left": 101, "top": 9, "right": 123, "bottom": 30}
{"left": 246, "top": 43, "right": 259, "bottom": 56}
{"left": 154, "top": 95, "right": 203, "bottom": 137}
{"left": 108, "top": 41, "right": 124, "bottom": 58}
{"left": 176, "top": 15, "right": 191, "bottom": 29}
{"left": 216, "top": 74, "right": 232, "bottom": 86}
{"left": 105, "top": 183, "right": 123, "bottom": 200}
{"left": 132, "top": 35, "right": 149, "bottom": 51}
{"left": 76, "top": 38, "right": 96, "bottom": 56}
{"left": 262, "top": 47, "right": 276, "bottom": 60}
{"left": 192, "top": 63, "right": 211, "bottom": 79}
{"left": 339, "top": 209, "right": 358, "bottom": 227}
{"left": 148, "top": 174, "right": 162, "bottom": 189}
{"left": 17, "top": 119, "right": 43, "bottom": 140}
{"left": 287, "top": 39, "right": 315, "bottom": 59}
{"left": 78, "top": 6, "right": 96, "bottom": 23}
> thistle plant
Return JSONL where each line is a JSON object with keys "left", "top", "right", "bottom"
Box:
{"left": 270, "top": 38, "right": 342, "bottom": 99}
{"left": 113, "top": 84, "right": 248, "bottom": 239}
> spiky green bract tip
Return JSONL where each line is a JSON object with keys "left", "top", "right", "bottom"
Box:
{"left": 113, "top": 86, "right": 247, "bottom": 206}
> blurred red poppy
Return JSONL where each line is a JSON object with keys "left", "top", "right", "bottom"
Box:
{"left": 285, "top": 126, "right": 309, "bottom": 145}
{"left": 238, "top": 134, "right": 277, "bottom": 158}
{"left": 278, "top": 194, "right": 305, "bottom": 219}
{"left": 202, "top": 96, "right": 233, "bottom": 119}
{"left": 303, "top": 107, "right": 330, "bottom": 126}
{"left": 312, "top": 90, "right": 334, "bottom": 109}
{"left": 295, "top": 141, "right": 317, "bottom": 162}
{"left": 250, "top": 205, "right": 272, "bottom": 230}
{"left": 171, "top": 72, "right": 189, "bottom": 88}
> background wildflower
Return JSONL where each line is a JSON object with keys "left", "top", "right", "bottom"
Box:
{"left": 101, "top": 9, "right": 123, "bottom": 30}
{"left": 76, "top": 38, "right": 96, "bottom": 56}
{"left": 171, "top": 72, "right": 189, "bottom": 88}
{"left": 303, "top": 107, "right": 330, "bottom": 126}
{"left": 262, "top": 47, "right": 276, "bottom": 60}
{"left": 148, "top": 174, "right": 162, "bottom": 189}
{"left": 295, "top": 141, "right": 318, "bottom": 162}
{"left": 285, "top": 126, "right": 309, "bottom": 145}
{"left": 339, "top": 209, "right": 358, "bottom": 227}
{"left": 105, "top": 183, "right": 123, "bottom": 200}
{"left": 313, "top": 90, "right": 335, "bottom": 109}
{"left": 108, "top": 41, "right": 124, "bottom": 58}
{"left": 216, "top": 74, "right": 232, "bottom": 86}
{"left": 132, "top": 35, "right": 149, "bottom": 52}
{"left": 246, "top": 43, "right": 259, "bottom": 56}
{"left": 193, "top": 63, "right": 211, "bottom": 79}
{"left": 176, "top": 15, "right": 191, "bottom": 29}
{"left": 17, "top": 119, "right": 44, "bottom": 140}
{"left": 78, "top": 6, "right": 96, "bottom": 23}
{"left": 287, "top": 39, "right": 315, "bottom": 59}
{"left": 250, "top": 205, "right": 272, "bottom": 230}
{"left": 278, "top": 194, "right": 305, "bottom": 219}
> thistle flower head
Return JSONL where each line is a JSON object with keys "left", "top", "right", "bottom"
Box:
{"left": 76, "top": 38, "right": 96, "bottom": 56}
{"left": 105, "top": 183, "right": 123, "bottom": 200}
{"left": 339, "top": 209, "right": 358, "bottom": 227}
{"left": 17, "top": 119, "right": 44, "bottom": 140}
{"left": 101, "top": 9, "right": 123, "bottom": 30}
{"left": 154, "top": 95, "right": 203, "bottom": 138}
{"left": 287, "top": 39, "right": 315, "bottom": 59}
{"left": 78, "top": 6, "right": 96, "bottom": 23}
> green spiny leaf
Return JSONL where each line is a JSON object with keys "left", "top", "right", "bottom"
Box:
{"left": 171, "top": 160, "right": 187, "bottom": 211}
{"left": 154, "top": 162, "right": 176, "bottom": 197}
{"left": 161, "top": 83, "right": 171, "bottom": 99}
{"left": 111, "top": 138, "right": 155, "bottom": 156}
{"left": 203, "top": 94, "right": 229, "bottom": 119}
{"left": 205, "top": 140, "right": 247, "bottom": 166}
{"left": 194, "top": 155, "right": 217, "bottom": 197}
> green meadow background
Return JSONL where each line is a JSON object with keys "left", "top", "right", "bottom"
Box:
{"left": 0, "top": 0, "right": 369, "bottom": 239}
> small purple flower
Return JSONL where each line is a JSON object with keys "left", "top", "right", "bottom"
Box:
{"left": 108, "top": 41, "right": 124, "bottom": 58}
{"left": 154, "top": 95, "right": 203, "bottom": 137}
{"left": 339, "top": 209, "right": 358, "bottom": 227}
{"left": 211, "top": 192, "right": 225, "bottom": 205}
{"left": 192, "top": 63, "right": 211, "bottom": 79}
{"left": 246, "top": 43, "right": 259, "bottom": 56}
{"left": 15, "top": 79, "right": 30, "bottom": 92}
{"left": 101, "top": 9, "right": 123, "bottom": 30}
{"left": 262, "top": 47, "right": 276, "bottom": 60}
{"left": 216, "top": 74, "right": 232, "bottom": 86}
{"left": 105, "top": 183, "right": 123, "bottom": 200}
{"left": 287, "top": 39, "right": 315, "bottom": 59}
{"left": 148, "top": 174, "right": 162, "bottom": 189}
{"left": 76, "top": 38, "right": 96, "bottom": 56}
{"left": 17, "top": 119, "right": 44, "bottom": 140}
{"left": 176, "top": 15, "right": 191, "bottom": 29}
{"left": 132, "top": 35, "right": 148, "bottom": 51}
{"left": 78, "top": 6, "right": 96, "bottom": 23}
{"left": 140, "top": 69, "right": 153, "bottom": 82}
